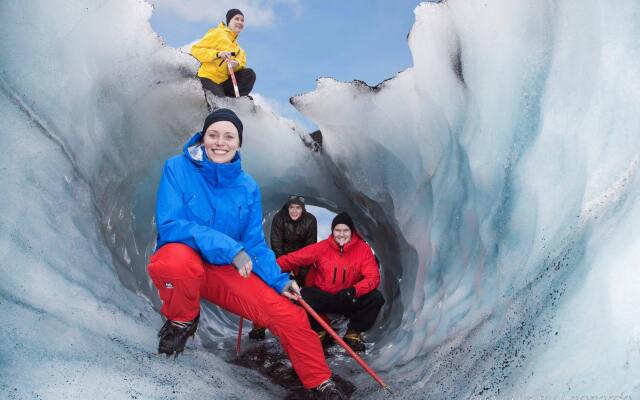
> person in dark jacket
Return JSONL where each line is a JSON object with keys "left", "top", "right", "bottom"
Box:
{"left": 146, "top": 109, "right": 345, "bottom": 399}
{"left": 248, "top": 195, "right": 318, "bottom": 340}
{"left": 271, "top": 195, "right": 317, "bottom": 284}
{"left": 277, "top": 212, "right": 385, "bottom": 352}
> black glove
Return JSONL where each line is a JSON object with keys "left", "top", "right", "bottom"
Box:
{"left": 337, "top": 287, "right": 356, "bottom": 304}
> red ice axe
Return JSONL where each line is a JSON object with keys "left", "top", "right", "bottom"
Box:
{"left": 236, "top": 316, "right": 244, "bottom": 357}
{"left": 294, "top": 294, "right": 391, "bottom": 392}
{"left": 225, "top": 57, "right": 241, "bottom": 98}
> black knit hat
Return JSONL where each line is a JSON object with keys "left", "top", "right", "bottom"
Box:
{"left": 226, "top": 9, "right": 244, "bottom": 25}
{"left": 331, "top": 212, "right": 354, "bottom": 232}
{"left": 287, "top": 195, "right": 305, "bottom": 207}
{"left": 202, "top": 108, "right": 244, "bottom": 146}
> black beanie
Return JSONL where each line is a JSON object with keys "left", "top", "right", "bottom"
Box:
{"left": 226, "top": 9, "right": 244, "bottom": 25}
{"left": 331, "top": 212, "right": 355, "bottom": 232}
{"left": 287, "top": 195, "right": 305, "bottom": 208}
{"left": 202, "top": 108, "right": 244, "bottom": 146}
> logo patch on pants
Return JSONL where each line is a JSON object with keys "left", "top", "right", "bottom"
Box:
{"left": 164, "top": 282, "right": 174, "bottom": 289}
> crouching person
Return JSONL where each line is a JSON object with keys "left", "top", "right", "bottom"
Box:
{"left": 146, "top": 108, "right": 345, "bottom": 399}
{"left": 249, "top": 194, "right": 318, "bottom": 340}
{"left": 277, "top": 212, "right": 385, "bottom": 352}
{"left": 191, "top": 9, "right": 256, "bottom": 98}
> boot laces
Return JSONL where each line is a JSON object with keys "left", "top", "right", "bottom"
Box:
{"left": 316, "top": 379, "right": 336, "bottom": 392}
{"left": 158, "top": 319, "right": 193, "bottom": 337}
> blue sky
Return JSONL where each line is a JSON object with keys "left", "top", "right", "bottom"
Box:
{"left": 150, "top": 0, "right": 431, "bottom": 129}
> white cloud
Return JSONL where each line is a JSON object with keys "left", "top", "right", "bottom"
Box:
{"left": 251, "top": 92, "right": 285, "bottom": 115}
{"left": 251, "top": 93, "right": 297, "bottom": 126}
{"left": 149, "top": 0, "right": 299, "bottom": 27}
{"left": 251, "top": 93, "right": 317, "bottom": 132}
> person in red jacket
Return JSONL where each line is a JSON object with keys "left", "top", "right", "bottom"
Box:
{"left": 277, "top": 212, "right": 385, "bottom": 352}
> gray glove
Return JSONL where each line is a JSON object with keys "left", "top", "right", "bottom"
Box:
{"left": 232, "top": 250, "right": 250, "bottom": 269}
{"left": 232, "top": 250, "right": 252, "bottom": 277}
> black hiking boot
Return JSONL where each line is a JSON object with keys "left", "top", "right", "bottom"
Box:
{"left": 158, "top": 314, "right": 199, "bottom": 357}
{"left": 314, "top": 379, "right": 347, "bottom": 400}
{"left": 248, "top": 327, "right": 266, "bottom": 340}
{"left": 343, "top": 330, "right": 365, "bottom": 353}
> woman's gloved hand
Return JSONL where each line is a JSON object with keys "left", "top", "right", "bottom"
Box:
{"left": 281, "top": 280, "right": 301, "bottom": 300}
{"left": 232, "top": 250, "right": 253, "bottom": 278}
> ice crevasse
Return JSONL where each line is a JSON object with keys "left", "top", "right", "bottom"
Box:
{"left": 0, "top": 0, "right": 639, "bottom": 398}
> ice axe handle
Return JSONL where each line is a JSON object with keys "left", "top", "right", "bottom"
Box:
{"left": 294, "top": 294, "right": 390, "bottom": 391}
{"left": 225, "top": 59, "right": 240, "bottom": 98}
{"left": 236, "top": 317, "right": 244, "bottom": 357}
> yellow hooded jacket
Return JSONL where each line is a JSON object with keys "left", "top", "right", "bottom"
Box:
{"left": 191, "top": 22, "right": 247, "bottom": 84}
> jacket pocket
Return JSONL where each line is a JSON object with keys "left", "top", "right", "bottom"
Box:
{"left": 185, "top": 194, "right": 214, "bottom": 226}
{"left": 212, "top": 208, "right": 241, "bottom": 239}
{"left": 236, "top": 204, "right": 249, "bottom": 234}
{"left": 215, "top": 192, "right": 250, "bottom": 240}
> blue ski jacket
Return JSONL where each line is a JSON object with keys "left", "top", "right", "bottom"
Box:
{"left": 155, "top": 132, "right": 290, "bottom": 293}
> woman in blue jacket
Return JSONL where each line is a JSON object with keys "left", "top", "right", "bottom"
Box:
{"left": 147, "top": 109, "right": 343, "bottom": 397}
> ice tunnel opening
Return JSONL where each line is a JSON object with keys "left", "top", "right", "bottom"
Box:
{"left": 262, "top": 199, "right": 398, "bottom": 339}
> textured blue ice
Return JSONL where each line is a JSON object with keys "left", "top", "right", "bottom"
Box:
{"left": 1, "top": 0, "right": 639, "bottom": 399}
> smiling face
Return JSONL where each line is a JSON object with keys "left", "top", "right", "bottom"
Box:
{"left": 202, "top": 121, "right": 240, "bottom": 164}
{"left": 229, "top": 14, "right": 244, "bottom": 34}
{"left": 288, "top": 204, "right": 303, "bottom": 221}
{"left": 332, "top": 224, "right": 352, "bottom": 247}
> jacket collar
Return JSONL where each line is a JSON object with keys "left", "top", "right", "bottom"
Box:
{"left": 183, "top": 132, "right": 242, "bottom": 187}
{"left": 218, "top": 22, "right": 238, "bottom": 41}
{"left": 327, "top": 231, "right": 362, "bottom": 253}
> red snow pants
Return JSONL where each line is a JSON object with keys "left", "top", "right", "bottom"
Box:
{"left": 147, "top": 243, "right": 331, "bottom": 389}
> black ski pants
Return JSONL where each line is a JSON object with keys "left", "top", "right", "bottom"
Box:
{"left": 300, "top": 287, "right": 385, "bottom": 333}
{"left": 199, "top": 68, "right": 256, "bottom": 98}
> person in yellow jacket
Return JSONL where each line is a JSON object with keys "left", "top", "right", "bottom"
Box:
{"left": 191, "top": 9, "right": 256, "bottom": 98}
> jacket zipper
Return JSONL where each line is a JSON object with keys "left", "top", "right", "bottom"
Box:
{"left": 342, "top": 266, "right": 346, "bottom": 283}
{"left": 335, "top": 246, "right": 344, "bottom": 284}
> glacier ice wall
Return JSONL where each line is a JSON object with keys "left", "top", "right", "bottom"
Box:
{"left": 0, "top": 0, "right": 309, "bottom": 398}
{"left": 1, "top": 0, "right": 640, "bottom": 399}
{"left": 293, "top": 1, "right": 640, "bottom": 397}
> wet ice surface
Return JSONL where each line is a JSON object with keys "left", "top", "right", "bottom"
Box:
{"left": 2, "top": 0, "right": 640, "bottom": 398}
{"left": 219, "top": 332, "right": 359, "bottom": 399}
{"left": 216, "top": 313, "right": 409, "bottom": 399}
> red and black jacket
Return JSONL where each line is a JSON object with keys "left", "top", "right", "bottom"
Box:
{"left": 276, "top": 232, "right": 380, "bottom": 297}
